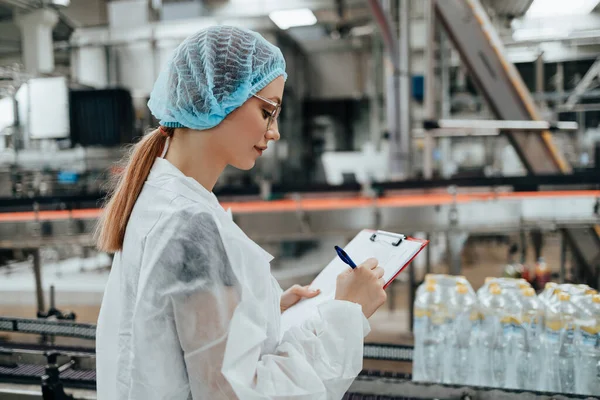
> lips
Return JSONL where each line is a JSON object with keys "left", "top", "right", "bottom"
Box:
{"left": 254, "top": 146, "right": 267, "bottom": 155}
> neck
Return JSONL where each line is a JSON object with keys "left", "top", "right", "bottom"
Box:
{"left": 164, "top": 130, "right": 226, "bottom": 192}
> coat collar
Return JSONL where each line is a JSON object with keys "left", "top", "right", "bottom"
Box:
{"left": 147, "top": 157, "right": 223, "bottom": 212}
{"left": 147, "top": 158, "right": 274, "bottom": 264}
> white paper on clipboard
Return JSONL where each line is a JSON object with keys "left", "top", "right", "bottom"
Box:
{"left": 280, "top": 229, "right": 428, "bottom": 335}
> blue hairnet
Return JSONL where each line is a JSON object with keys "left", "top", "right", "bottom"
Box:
{"left": 148, "top": 26, "right": 287, "bottom": 130}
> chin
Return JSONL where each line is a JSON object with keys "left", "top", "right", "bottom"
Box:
{"left": 231, "top": 160, "right": 256, "bottom": 171}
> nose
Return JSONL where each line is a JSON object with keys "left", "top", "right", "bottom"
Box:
{"left": 266, "top": 120, "right": 280, "bottom": 142}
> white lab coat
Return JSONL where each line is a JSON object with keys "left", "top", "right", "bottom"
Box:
{"left": 96, "top": 157, "right": 370, "bottom": 399}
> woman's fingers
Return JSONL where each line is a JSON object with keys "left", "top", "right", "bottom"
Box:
{"left": 292, "top": 285, "right": 321, "bottom": 298}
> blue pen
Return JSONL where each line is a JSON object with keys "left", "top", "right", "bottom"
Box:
{"left": 335, "top": 245, "right": 357, "bottom": 269}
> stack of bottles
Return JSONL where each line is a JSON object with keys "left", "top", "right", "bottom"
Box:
{"left": 412, "top": 275, "right": 600, "bottom": 396}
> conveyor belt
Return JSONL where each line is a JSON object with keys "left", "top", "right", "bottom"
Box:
{"left": 348, "top": 370, "right": 598, "bottom": 400}
{"left": 0, "top": 190, "right": 598, "bottom": 222}
{"left": 0, "top": 363, "right": 96, "bottom": 390}
{"left": 1, "top": 170, "right": 600, "bottom": 213}
{"left": 1, "top": 341, "right": 595, "bottom": 399}
{"left": 0, "top": 317, "right": 96, "bottom": 341}
{"left": 434, "top": 0, "right": 600, "bottom": 288}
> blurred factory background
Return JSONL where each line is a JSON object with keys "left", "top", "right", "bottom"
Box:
{"left": 1, "top": 0, "right": 600, "bottom": 399}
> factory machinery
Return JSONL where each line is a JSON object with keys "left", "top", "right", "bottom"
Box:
{"left": 0, "top": 2, "right": 596, "bottom": 247}
{"left": 1, "top": 0, "right": 600, "bottom": 397}
{"left": 0, "top": 0, "right": 597, "bottom": 280}
{"left": 429, "top": 0, "right": 600, "bottom": 288}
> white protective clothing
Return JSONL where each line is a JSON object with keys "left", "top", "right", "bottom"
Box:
{"left": 96, "top": 157, "right": 371, "bottom": 399}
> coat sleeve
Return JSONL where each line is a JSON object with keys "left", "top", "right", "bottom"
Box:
{"left": 155, "top": 211, "right": 370, "bottom": 400}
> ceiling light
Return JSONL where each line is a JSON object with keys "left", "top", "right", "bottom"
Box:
{"left": 526, "top": 0, "right": 600, "bottom": 18}
{"left": 269, "top": 8, "right": 317, "bottom": 30}
{"left": 49, "top": 0, "right": 71, "bottom": 6}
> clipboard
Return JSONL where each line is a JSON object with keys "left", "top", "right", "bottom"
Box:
{"left": 280, "top": 229, "right": 429, "bottom": 334}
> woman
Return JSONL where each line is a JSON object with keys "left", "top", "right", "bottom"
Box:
{"left": 95, "top": 25, "right": 387, "bottom": 400}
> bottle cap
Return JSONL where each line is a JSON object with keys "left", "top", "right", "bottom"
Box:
{"left": 490, "top": 285, "right": 501, "bottom": 295}
{"left": 425, "top": 284, "right": 436, "bottom": 292}
{"left": 522, "top": 288, "right": 535, "bottom": 297}
{"left": 593, "top": 295, "right": 600, "bottom": 304}
{"left": 518, "top": 281, "right": 530, "bottom": 289}
{"left": 457, "top": 284, "right": 468, "bottom": 294}
{"left": 558, "top": 292, "right": 570, "bottom": 302}
{"left": 545, "top": 282, "right": 557, "bottom": 289}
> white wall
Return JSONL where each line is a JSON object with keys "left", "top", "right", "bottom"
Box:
{"left": 60, "top": 0, "right": 108, "bottom": 27}
{"left": 71, "top": 46, "right": 107, "bottom": 87}
{"left": 0, "top": 21, "right": 21, "bottom": 65}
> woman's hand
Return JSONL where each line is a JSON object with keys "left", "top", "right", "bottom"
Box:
{"left": 280, "top": 284, "right": 321, "bottom": 313}
{"left": 334, "top": 258, "right": 386, "bottom": 318}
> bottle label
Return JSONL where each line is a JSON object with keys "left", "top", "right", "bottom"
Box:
{"left": 581, "top": 330, "right": 598, "bottom": 347}
{"left": 414, "top": 316, "right": 427, "bottom": 331}
{"left": 545, "top": 328, "right": 560, "bottom": 343}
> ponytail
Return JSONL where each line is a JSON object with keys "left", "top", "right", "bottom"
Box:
{"left": 96, "top": 127, "right": 174, "bottom": 253}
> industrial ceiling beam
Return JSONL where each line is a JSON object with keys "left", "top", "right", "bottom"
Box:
{"left": 563, "top": 56, "right": 600, "bottom": 111}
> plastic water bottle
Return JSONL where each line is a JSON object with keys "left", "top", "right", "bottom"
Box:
{"left": 515, "top": 287, "right": 544, "bottom": 391}
{"left": 539, "top": 282, "right": 558, "bottom": 305}
{"left": 576, "top": 294, "right": 600, "bottom": 395}
{"left": 545, "top": 291, "right": 579, "bottom": 393}
{"left": 446, "top": 283, "right": 478, "bottom": 385}
{"left": 478, "top": 284, "right": 508, "bottom": 388}
{"left": 535, "top": 257, "right": 551, "bottom": 290}
{"left": 413, "top": 283, "right": 444, "bottom": 383}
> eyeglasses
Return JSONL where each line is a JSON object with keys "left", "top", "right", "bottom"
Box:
{"left": 252, "top": 93, "right": 281, "bottom": 132}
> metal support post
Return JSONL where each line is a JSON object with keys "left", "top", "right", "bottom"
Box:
{"left": 535, "top": 52, "right": 545, "bottom": 109}
{"left": 556, "top": 62, "right": 564, "bottom": 96}
{"left": 367, "top": 0, "right": 402, "bottom": 178}
{"left": 564, "top": 56, "right": 600, "bottom": 111}
{"left": 530, "top": 230, "right": 544, "bottom": 261}
{"left": 398, "top": 0, "right": 412, "bottom": 178}
{"left": 560, "top": 231, "right": 567, "bottom": 283}
{"left": 447, "top": 186, "right": 462, "bottom": 275}
{"left": 409, "top": 263, "right": 415, "bottom": 332}
{"left": 439, "top": 30, "right": 452, "bottom": 176}
{"left": 388, "top": 281, "right": 396, "bottom": 312}
{"left": 423, "top": 0, "right": 436, "bottom": 180}
{"left": 425, "top": 232, "right": 432, "bottom": 275}
{"left": 440, "top": 31, "right": 450, "bottom": 119}
{"left": 520, "top": 229, "right": 527, "bottom": 264}
{"left": 577, "top": 111, "right": 586, "bottom": 162}
{"left": 447, "top": 232, "right": 465, "bottom": 275}
{"left": 32, "top": 248, "right": 44, "bottom": 314}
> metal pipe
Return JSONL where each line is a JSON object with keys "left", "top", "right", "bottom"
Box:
{"left": 423, "top": 0, "right": 435, "bottom": 180}
{"left": 367, "top": 0, "right": 399, "bottom": 70}
{"left": 520, "top": 230, "right": 527, "bottom": 264}
{"left": 367, "top": 0, "right": 402, "bottom": 179}
{"left": 425, "top": 232, "right": 431, "bottom": 274}
{"left": 50, "top": 285, "right": 55, "bottom": 310}
{"left": 560, "top": 230, "right": 567, "bottom": 283}
{"left": 409, "top": 264, "right": 415, "bottom": 332}
{"left": 536, "top": 52, "right": 545, "bottom": 108}
{"left": 32, "top": 248, "right": 44, "bottom": 314}
{"left": 398, "top": 0, "right": 412, "bottom": 178}
{"left": 556, "top": 62, "right": 564, "bottom": 96}
{"left": 369, "top": 35, "right": 382, "bottom": 149}
{"left": 426, "top": 119, "right": 579, "bottom": 131}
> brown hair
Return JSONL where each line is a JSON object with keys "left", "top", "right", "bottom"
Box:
{"left": 96, "top": 126, "right": 174, "bottom": 253}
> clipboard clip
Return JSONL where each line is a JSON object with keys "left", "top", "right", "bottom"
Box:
{"left": 369, "top": 230, "right": 406, "bottom": 247}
